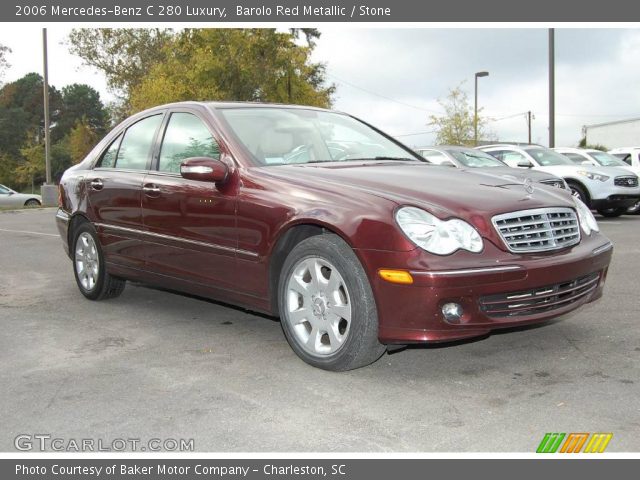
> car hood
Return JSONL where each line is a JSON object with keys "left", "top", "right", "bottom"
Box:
{"left": 267, "top": 161, "right": 574, "bottom": 220}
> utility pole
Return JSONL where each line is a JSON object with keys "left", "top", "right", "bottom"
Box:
{"left": 474, "top": 71, "right": 489, "bottom": 146}
{"left": 548, "top": 28, "right": 555, "bottom": 148}
{"left": 43, "top": 28, "right": 51, "bottom": 185}
{"left": 40, "top": 28, "right": 57, "bottom": 206}
{"left": 527, "top": 111, "right": 532, "bottom": 144}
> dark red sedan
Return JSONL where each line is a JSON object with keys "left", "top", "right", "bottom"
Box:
{"left": 56, "top": 102, "right": 613, "bottom": 370}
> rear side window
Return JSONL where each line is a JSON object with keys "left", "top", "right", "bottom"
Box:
{"left": 98, "top": 134, "right": 122, "bottom": 168}
{"left": 158, "top": 113, "right": 220, "bottom": 173}
{"left": 564, "top": 152, "right": 587, "bottom": 164}
{"left": 115, "top": 115, "right": 163, "bottom": 170}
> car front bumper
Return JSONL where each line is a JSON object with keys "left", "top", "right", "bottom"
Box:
{"left": 356, "top": 234, "right": 613, "bottom": 344}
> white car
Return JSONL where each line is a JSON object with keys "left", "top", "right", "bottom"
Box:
{"left": 479, "top": 144, "right": 640, "bottom": 217}
{"left": 609, "top": 147, "right": 640, "bottom": 168}
{"left": 554, "top": 147, "right": 640, "bottom": 214}
{"left": 0, "top": 184, "right": 42, "bottom": 208}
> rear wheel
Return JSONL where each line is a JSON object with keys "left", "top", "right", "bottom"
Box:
{"left": 597, "top": 207, "right": 626, "bottom": 218}
{"left": 72, "top": 223, "right": 125, "bottom": 300}
{"left": 278, "top": 234, "right": 385, "bottom": 371}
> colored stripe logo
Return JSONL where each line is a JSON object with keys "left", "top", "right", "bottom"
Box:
{"left": 537, "top": 433, "right": 612, "bottom": 453}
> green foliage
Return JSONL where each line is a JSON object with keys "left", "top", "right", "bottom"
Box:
{"left": 578, "top": 137, "right": 608, "bottom": 151}
{"left": 68, "top": 28, "right": 334, "bottom": 114}
{"left": 0, "top": 44, "right": 10, "bottom": 82}
{"left": 68, "top": 28, "right": 174, "bottom": 97}
{"left": 0, "top": 73, "right": 107, "bottom": 190}
{"left": 56, "top": 84, "right": 109, "bottom": 140}
{"left": 429, "top": 83, "right": 493, "bottom": 146}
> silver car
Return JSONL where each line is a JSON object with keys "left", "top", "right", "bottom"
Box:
{"left": 415, "top": 145, "right": 568, "bottom": 190}
{"left": 480, "top": 144, "right": 640, "bottom": 217}
{"left": 0, "top": 184, "right": 42, "bottom": 208}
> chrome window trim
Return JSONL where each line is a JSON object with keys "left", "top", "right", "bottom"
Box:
{"left": 93, "top": 222, "right": 259, "bottom": 258}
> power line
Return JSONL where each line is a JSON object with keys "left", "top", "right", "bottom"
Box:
{"left": 326, "top": 72, "right": 443, "bottom": 114}
{"left": 394, "top": 130, "right": 438, "bottom": 137}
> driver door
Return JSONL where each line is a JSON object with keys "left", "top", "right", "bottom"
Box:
{"left": 141, "top": 109, "right": 238, "bottom": 290}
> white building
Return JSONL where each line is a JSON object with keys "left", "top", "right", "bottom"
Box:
{"left": 583, "top": 117, "right": 640, "bottom": 149}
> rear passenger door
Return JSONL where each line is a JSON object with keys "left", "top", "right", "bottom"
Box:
{"left": 141, "top": 109, "right": 238, "bottom": 289}
{"left": 87, "top": 113, "right": 164, "bottom": 269}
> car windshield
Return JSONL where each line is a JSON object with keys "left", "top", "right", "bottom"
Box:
{"left": 447, "top": 149, "right": 505, "bottom": 167}
{"left": 524, "top": 147, "right": 574, "bottom": 166}
{"left": 218, "top": 107, "right": 420, "bottom": 166}
{"left": 589, "top": 151, "right": 629, "bottom": 167}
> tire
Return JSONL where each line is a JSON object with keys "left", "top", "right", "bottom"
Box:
{"left": 597, "top": 207, "right": 626, "bottom": 218}
{"left": 627, "top": 200, "right": 640, "bottom": 215}
{"left": 278, "top": 234, "right": 385, "bottom": 371}
{"left": 72, "top": 223, "right": 125, "bottom": 300}
{"left": 24, "top": 199, "right": 40, "bottom": 207}
{"left": 568, "top": 182, "right": 589, "bottom": 206}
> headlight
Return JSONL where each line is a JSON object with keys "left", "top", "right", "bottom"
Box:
{"left": 395, "top": 206, "right": 483, "bottom": 255}
{"left": 577, "top": 170, "right": 610, "bottom": 182}
{"left": 573, "top": 197, "right": 599, "bottom": 235}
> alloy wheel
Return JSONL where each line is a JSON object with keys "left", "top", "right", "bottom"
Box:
{"left": 75, "top": 232, "right": 100, "bottom": 292}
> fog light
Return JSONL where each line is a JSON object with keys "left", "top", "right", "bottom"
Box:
{"left": 442, "top": 302, "right": 463, "bottom": 323}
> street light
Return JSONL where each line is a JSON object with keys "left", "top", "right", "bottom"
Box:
{"left": 474, "top": 71, "right": 489, "bottom": 146}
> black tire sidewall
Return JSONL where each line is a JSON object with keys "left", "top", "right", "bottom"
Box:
{"left": 278, "top": 234, "right": 383, "bottom": 371}
{"left": 72, "top": 223, "right": 107, "bottom": 300}
{"left": 569, "top": 183, "right": 589, "bottom": 205}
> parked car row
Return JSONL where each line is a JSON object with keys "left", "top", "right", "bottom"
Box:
{"left": 415, "top": 144, "right": 640, "bottom": 217}
{"left": 56, "top": 102, "right": 614, "bottom": 370}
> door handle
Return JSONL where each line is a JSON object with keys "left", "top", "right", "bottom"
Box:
{"left": 90, "top": 179, "right": 104, "bottom": 190}
{"left": 143, "top": 183, "right": 161, "bottom": 197}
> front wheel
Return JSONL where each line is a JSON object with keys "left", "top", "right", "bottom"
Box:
{"left": 278, "top": 234, "right": 385, "bottom": 371}
{"left": 627, "top": 200, "right": 640, "bottom": 215}
{"left": 24, "top": 199, "right": 40, "bottom": 207}
{"left": 597, "top": 207, "right": 626, "bottom": 218}
{"left": 72, "top": 223, "right": 126, "bottom": 300}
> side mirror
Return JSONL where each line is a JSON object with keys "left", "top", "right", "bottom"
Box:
{"left": 517, "top": 160, "right": 533, "bottom": 168}
{"left": 7, "top": 191, "right": 14, "bottom": 195}
{"left": 180, "top": 157, "right": 228, "bottom": 183}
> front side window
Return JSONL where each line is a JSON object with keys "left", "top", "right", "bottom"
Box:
{"left": 115, "top": 115, "right": 163, "bottom": 170}
{"left": 0, "top": 185, "right": 10, "bottom": 194}
{"left": 159, "top": 113, "right": 220, "bottom": 173}
{"left": 218, "top": 107, "right": 420, "bottom": 166}
{"left": 500, "top": 150, "right": 529, "bottom": 166}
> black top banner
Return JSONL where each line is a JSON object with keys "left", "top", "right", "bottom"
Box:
{"left": 4, "top": 0, "right": 640, "bottom": 22}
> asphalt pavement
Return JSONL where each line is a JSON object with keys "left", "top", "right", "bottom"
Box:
{"left": 0, "top": 208, "right": 638, "bottom": 452}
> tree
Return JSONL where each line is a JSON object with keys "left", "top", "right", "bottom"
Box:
{"left": 429, "top": 84, "right": 493, "bottom": 146}
{"left": 68, "top": 28, "right": 173, "bottom": 98}
{"left": 578, "top": 137, "right": 608, "bottom": 151}
{"left": 128, "top": 29, "right": 334, "bottom": 112}
{"left": 0, "top": 72, "right": 63, "bottom": 140}
{"left": 57, "top": 84, "right": 108, "bottom": 141}
{"left": 0, "top": 44, "right": 10, "bottom": 83}
{"left": 67, "top": 118, "right": 99, "bottom": 163}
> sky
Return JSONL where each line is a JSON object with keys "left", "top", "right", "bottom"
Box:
{"left": 0, "top": 27, "right": 638, "bottom": 148}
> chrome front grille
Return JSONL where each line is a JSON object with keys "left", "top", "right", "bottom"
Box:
{"left": 479, "top": 272, "right": 600, "bottom": 318}
{"left": 614, "top": 175, "right": 639, "bottom": 187}
{"left": 492, "top": 207, "right": 580, "bottom": 253}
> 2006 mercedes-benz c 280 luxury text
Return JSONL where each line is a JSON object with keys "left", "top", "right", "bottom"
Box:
{"left": 56, "top": 102, "right": 613, "bottom": 370}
